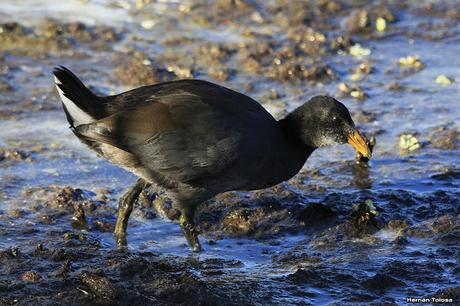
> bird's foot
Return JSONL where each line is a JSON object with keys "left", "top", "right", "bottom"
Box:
{"left": 189, "top": 239, "right": 202, "bottom": 253}
{"left": 113, "top": 178, "right": 151, "bottom": 250}
{"left": 114, "top": 215, "right": 128, "bottom": 247}
{"left": 179, "top": 216, "right": 202, "bottom": 252}
{"left": 114, "top": 230, "right": 128, "bottom": 249}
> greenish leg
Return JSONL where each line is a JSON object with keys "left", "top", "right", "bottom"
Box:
{"left": 114, "top": 178, "right": 151, "bottom": 248}
{"left": 179, "top": 206, "right": 202, "bottom": 252}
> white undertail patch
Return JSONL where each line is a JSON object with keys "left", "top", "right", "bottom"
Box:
{"left": 54, "top": 76, "right": 94, "bottom": 126}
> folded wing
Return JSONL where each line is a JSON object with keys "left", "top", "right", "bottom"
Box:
{"left": 75, "top": 87, "right": 273, "bottom": 183}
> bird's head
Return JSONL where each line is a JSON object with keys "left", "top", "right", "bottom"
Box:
{"left": 282, "top": 96, "right": 372, "bottom": 158}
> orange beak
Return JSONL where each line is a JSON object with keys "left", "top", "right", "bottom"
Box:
{"left": 347, "top": 130, "right": 372, "bottom": 158}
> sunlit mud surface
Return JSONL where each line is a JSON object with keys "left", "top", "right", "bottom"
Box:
{"left": 0, "top": 0, "right": 459, "bottom": 305}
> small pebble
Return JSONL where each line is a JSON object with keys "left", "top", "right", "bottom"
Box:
{"left": 349, "top": 44, "right": 371, "bottom": 57}
{"left": 376, "top": 17, "right": 386, "bottom": 32}
{"left": 435, "top": 75, "right": 453, "bottom": 85}
{"left": 398, "top": 55, "right": 424, "bottom": 69}
{"left": 141, "top": 20, "right": 155, "bottom": 30}
{"left": 21, "top": 271, "right": 42, "bottom": 283}
{"left": 399, "top": 134, "right": 420, "bottom": 151}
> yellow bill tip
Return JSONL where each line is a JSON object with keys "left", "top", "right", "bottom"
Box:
{"left": 348, "top": 130, "right": 372, "bottom": 158}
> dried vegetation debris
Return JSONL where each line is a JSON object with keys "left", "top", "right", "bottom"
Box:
{"left": 197, "top": 189, "right": 305, "bottom": 239}
{"left": 344, "top": 2, "right": 396, "bottom": 35}
{"left": 140, "top": 0, "right": 398, "bottom": 85}
{"left": 113, "top": 51, "right": 177, "bottom": 86}
{"left": 428, "top": 125, "right": 460, "bottom": 150}
{"left": 0, "top": 149, "right": 31, "bottom": 162}
{"left": 0, "top": 19, "right": 120, "bottom": 56}
{"left": 1, "top": 243, "right": 256, "bottom": 305}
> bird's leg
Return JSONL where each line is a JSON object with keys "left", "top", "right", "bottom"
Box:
{"left": 179, "top": 206, "right": 202, "bottom": 252}
{"left": 114, "top": 178, "right": 151, "bottom": 248}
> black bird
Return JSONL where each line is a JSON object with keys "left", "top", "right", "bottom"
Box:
{"left": 53, "top": 66, "right": 371, "bottom": 252}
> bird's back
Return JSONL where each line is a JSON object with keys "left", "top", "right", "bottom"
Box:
{"left": 54, "top": 67, "right": 295, "bottom": 202}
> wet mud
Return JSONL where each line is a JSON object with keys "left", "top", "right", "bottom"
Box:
{"left": 1, "top": 0, "right": 459, "bottom": 305}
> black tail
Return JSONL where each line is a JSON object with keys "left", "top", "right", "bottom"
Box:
{"left": 53, "top": 66, "right": 105, "bottom": 127}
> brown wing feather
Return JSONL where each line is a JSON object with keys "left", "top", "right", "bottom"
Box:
{"left": 75, "top": 80, "right": 276, "bottom": 184}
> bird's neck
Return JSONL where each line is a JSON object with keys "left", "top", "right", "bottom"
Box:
{"left": 272, "top": 114, "right": 316, "bottom": 181}
{"left": 278, "top": 111, "right": 316, "bottom": 153}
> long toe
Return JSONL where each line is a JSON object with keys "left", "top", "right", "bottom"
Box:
{"left": 180, "top": 220, "right": 202, "bottom": 252}
{"left": 115, "top": 233, "right": 128, "bottom": 249}
{"left": 182, "top": 228, "right": 202, "bottom": 253}
{"left": 190, "top": 237, "right": 202, "bottom": 253}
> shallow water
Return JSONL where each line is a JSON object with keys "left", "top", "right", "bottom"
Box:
{"left": 0, "top": 0, "right": 459, "bottom": 305}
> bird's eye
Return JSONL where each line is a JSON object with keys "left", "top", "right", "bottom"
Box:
{"left": 332, "top": 116, "right": 339, "bottom": 124}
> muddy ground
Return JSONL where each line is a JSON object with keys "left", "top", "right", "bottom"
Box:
{"left": 0, "top": 0, "right": 459, "bottom": 305}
